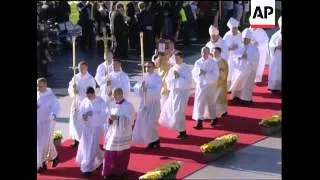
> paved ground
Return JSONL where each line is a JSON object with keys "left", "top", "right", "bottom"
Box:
{"left": 46, "top": 28, "right": 281, "bottom": 179}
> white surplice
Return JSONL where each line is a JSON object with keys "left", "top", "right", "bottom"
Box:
{"left": 192, "top": 57, "right": 220, "bottom": 121}
{"left": 99, "top": 71, "right": 130, "bottom": 104}
{"left": 94, "top": 61, "right": 114, "bottom": 88}
{"left": 223, "top": 30, "right": 242, "bottom": 87}
{"left": 76, "top": 96, "right": 107, "bottom": 173}
{"left": 103, "top": 100, "right": 136, "bottom": 151}
{"left": 68, "top": 72, "right": 97, "bottom": 141}
{"left": 206, "top": 37, "right": 229, "bottom": 61}
{"left": 230, "top": 43, "right": 260, "bottom": 101}
{"left": 37, "top": 88, "right": 61, "bottom": 169}
{"left": 159, "top": 63, "right": 192, "bottom": 132}
{"left": 268, "top": 30, "right": 282, "bottom": 90}
{"left": 250, "top": 28, "right": 270, "bottom": 83}
{"left": 132, "top": 72, "right": 162, "bottom": 144}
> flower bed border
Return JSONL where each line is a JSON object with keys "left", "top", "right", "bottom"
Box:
{"left": 139, "top": 161, "right": 181, "bottom": 180}
{"left": 261, "top": 124, "right": 281, "bottom": 135}
{"left": 204, "top": 144, "right": 237, "bottom": 160}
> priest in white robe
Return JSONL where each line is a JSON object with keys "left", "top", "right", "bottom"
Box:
{"left": 99, "top": 60, "right": 130, "bottom": 104}
{"left": 229, "top": 29, "right": 260, "bottom": 104}
{"left": 102, "top": 88, "right": 136, "bottom": 179}
{"left": 268, "top": 17, "right": 282, "bottom": 92}
{"left": 132, "top": 61, "right": 162, "bottom": 150}
{"left": 159, "top": 51, "right": 192, "bottom": 139}
{"left": 37, "top": 78, "right": 61, "bottom": 173}
{"left": 68, "top": 61, "right": 97, "bottom": 147}
{"left": 206, "top": 25, "right": 229, "bottom": 61}
{"left": 248, "top": 20, "right": 270, "bottom": 83}
{"left": 223, "top": 17, "right": 242, "bottom": 89}
{"left": 95, "top": 50, "right": 115, "bottom": 89}
{"left": 76, "top": 87, "right": 107, "bottom": 177}
{"left": 192, "top": 47, "right": 220, "bottom": 129}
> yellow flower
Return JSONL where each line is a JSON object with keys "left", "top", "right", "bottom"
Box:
{"left": 53, "top": 130, "right": 63, "bottom": 140}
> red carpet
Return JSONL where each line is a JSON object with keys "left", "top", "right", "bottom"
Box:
{"left": 38, "top": 68, "right": 281, "bottom": 180}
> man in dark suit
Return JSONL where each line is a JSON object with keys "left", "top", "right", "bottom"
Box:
{"left": 110, "top": 2, "right": 129, "bottom": 59}
{"left": 77, "top": 1, "right": 95, "bottom": 51}
{"left": 137, "top": 2, "right": 155, "bottom": 58}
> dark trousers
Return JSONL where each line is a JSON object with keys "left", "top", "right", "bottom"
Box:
{"left": 180, "top": 22, "right": 190, "bottom": 45}
{"left": 115, "top": 34, "right": 128, "bottom": 59}
{"left": 128, "top": 27, "right": 139, "bottom": 50}
{"left": 198, "top": 15, "right": 215, "bottom": 39}
{"left": 38, "top": 44, "right": 48, "bottom": 77}
{"left": 79, "top": 23, "right": 94, "bottom": 51}
{"left": 220, "top": 9, "right": 234, "bottom": 36}
{"left": 138, "top": 30, "right": 154, "bottom": 58}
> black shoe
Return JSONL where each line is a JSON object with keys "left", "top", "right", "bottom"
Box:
{"left": 221, "top": 112, "right": 228, "bottom": 117}
{"left": 271, "top": 90, "right": 280, "bottom": 94}
{"left": 103, "top": 174, "right": 119, "bottom": 180}
{"left": 37, "top": 162, "right": 47, "bottom": 173}
{"left": 153, "top": 139, "right": 160, "bottom": 149}
{"left": 211, "top": 118, "right": 219, "bottom": 127}
{"left": 70, "top": 140, "right": 79, "bottom": 147}
{"left": 145, "top": 139, "right": 160, "bottom": 151}
{"left": 193, "top": 120, "right": 203, "bottom": 130}
{"left": 232, "top": 97, "right": 241, "bottom": 101}
{"left": 241, "top": 100, "right": 253, "bottom": 105}
{"left": 145, "top": 143, "right": 153, "bottom": 151}
{"left": 96, "top": 163, "right": 103, "bottom": 171}
{"left": 52, "top": 155, "right": 59, "bottom": 168}
{"left": 82, "top": 172, "right": 92, "bottom": 177}
{"left": 177, "top": 131, "right": 188, "bottom": 139}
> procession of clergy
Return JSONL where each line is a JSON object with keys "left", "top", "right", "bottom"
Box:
{"left": 37, "top": 16, "right": 281, "bottom": 179}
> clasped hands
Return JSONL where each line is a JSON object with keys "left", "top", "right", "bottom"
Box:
{"left": 142, "top": 81, "right": 147, "bottom": 92}
{"left": 199, "top": 69, "right": 206, "bottom": 76}
{"left": 109, "top": 114, "right": 119, "bottom": 125}
{"left": 83, "top": 111, "right": 93, "bottom": 121}
{"left": 174, "top": 70, "right": 180, "bottom": 79}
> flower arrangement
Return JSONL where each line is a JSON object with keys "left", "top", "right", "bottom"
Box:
{"left": 139, "top": 161, "right": 181, "bottom": 180}
{"left": 259, "top": 114, "right": 281, "bottom": 128}
{"left": 53, "top": 130, "right": 63, "bottom": 147}
{"left": 53, "top": 130, "right": 63, "bottom": 140}
{"left": 200, "top": 134, "right": 239, "bottom": 153}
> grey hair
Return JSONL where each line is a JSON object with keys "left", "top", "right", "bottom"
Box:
{"left": 37, "top": 77, "right": 47, "bottom": 84}
{"left": 201, "top": 46, "right": 210, "bottom": 53}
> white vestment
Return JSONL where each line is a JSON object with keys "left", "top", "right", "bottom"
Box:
{"left": 192, "top": 58, "right": 220, "bottom": 120}
{"left": 250, "top": 28, "right": 270, "bottom": 83}
{"left": 104, "top": 100, "right": 136, "bottom": 151}
{"left": 223, "top": 30, "right": 242, "bottom": 87}
{"left": 76, "top": 96, "right": 107, "bottom": 173}
{"left": 99, "top": 71, "right": 130, "bottom": 103}
{"left": 37, "top": 88, "right": 61, "bottom": 169}
{"left": 230, "top": 43, "right": 260, "bottom": 101}
{"left": 95, "top": 62, "right": 114, "bottom": 87}
{"left": 159, "top": 63, "right": 192, "bottom": 132}
{"left": 132, "top": 72, "right": 162, "bottom": 144}
{"left": 206, "top": 38, "right": 229, "bottom": 61}
{"left": 68, "top": 73, "right": 97, "bottom": 141}
{"left": 268, "top": 30, "right": 282, "bottom": 90}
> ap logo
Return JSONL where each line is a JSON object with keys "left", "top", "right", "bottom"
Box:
{"left": 250, "top": 0, "right": 276, "bottom": 28}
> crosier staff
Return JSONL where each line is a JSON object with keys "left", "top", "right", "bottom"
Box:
{"left": 102, "top": 27, "right": 113, "bottom": 99}
{"left": 140, "top": 32, "right": 147, "bottom": 109}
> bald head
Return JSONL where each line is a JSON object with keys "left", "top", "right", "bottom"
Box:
{"left": 201, "top": 47, "right": 210, "bottom": 59}
{"left": 113, "top": 88, "right": 124, "bottom": 102}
